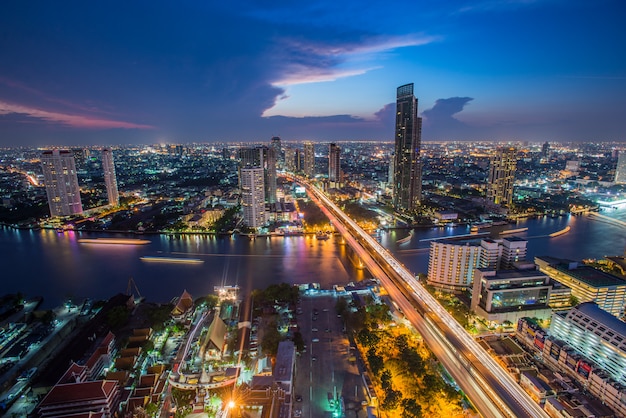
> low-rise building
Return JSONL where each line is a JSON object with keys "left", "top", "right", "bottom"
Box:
{"left": 535, "top": 256, "right": 626, "bottom": 317}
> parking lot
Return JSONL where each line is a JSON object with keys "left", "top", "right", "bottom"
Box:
{"left": 293, "top": 294, "right": 369, "bottom": 418}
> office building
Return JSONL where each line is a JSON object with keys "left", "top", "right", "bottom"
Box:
{"left": 392, "top": 83, "right": 422, "bottom": 211}
{"left": 328, "top": 143, "right": 341, "bottom": 183}
{"left": 41, "top": 149, "right": 83, "bottom": 217}
{"left": 615, "top": 150, "right": 626, "bottom": 184}
{"left": 487, "top": 147, "right": 517, "bottom": 206}
{"left": 303, "top": 141, "right": 315, "bottom": 178}
{"left": 541, "top": 141, "right": 550, "bottom": 158}
{"left": 101, "top": 148, "right": 119, "bottom": 206}
{"left": 550, "top": 303, "right": 626, "bottom": 385}
{"left": 471, "top": 266, "right": 553, "bottom": 324}
{"left": 240, "top": 167, "right": 266, "bottom": 228}
{"left": 535, "top": 256, "right": 626, "bottom": 317}
{"left": 239, "top": 146, "right": 276, "bottom": 204}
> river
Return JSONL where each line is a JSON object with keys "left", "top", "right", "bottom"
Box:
{"left": 1, "top": 208, "right": 625, "bottom": 309}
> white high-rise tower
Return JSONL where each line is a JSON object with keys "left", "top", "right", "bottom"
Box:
{"left": 101, "top": 148, "right": 119, "bottom": 206}
{"left": 41, "top": 149, "right": 83, "bottom": 217}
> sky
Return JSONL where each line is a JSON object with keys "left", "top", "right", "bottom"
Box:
{"left": 0, "top": 0, "right": 625, "bottom": 146}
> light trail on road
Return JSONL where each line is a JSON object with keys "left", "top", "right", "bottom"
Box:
{"left": 297, "top": 177, "right": 548, "bottom": 418}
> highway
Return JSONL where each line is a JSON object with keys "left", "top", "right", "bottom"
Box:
{"left": 299, "top": 178, "right": 548, "bottom": 418}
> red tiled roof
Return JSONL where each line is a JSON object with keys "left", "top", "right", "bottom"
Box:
{"left": 39, "top": 381, "right": 118, "bottom": 406}
{"left": 58, "top": 362, "right": 88, "bottom": 384}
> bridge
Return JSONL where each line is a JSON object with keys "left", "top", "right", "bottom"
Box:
{"left": 297, "top": 178, "right": 548, "bottom": 418}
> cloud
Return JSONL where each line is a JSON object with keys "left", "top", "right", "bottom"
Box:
{"left": 0, "top": 100, "right": 154, "bottom": 130}
{"left": 421, "top": 97, "right": 474, "bottom": 139}
{"left": 270, "top": 34, "right": 438, "bottom": 87}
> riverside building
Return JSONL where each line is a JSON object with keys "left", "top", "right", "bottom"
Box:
{"left": 40, "top": 149, "right": 83, "bottom": 217}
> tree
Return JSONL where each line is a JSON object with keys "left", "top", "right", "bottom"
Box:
{"left": 367, "top": 349, "right": 384, "bottom": 375}
{"left": 380, "top": 369, "right": 393, "bottom": 391}
{"left": 261, "top": 321, "right": 282, "bottom": 356}
{"left": 401, "top": 398, "right": 422, "bottom": 418}
{"left": 569, "top": 294, "right": 580, "bottom": 307}
{"left": 335, "top": 297, "right": 348, "bottom": 316}
{"left": 382, "top": 388, "right": 402, "bottom": 410}
{"left": 357, "top": 328, "right": 380, "bottom": 348}
{"left": 106, "top": 306, "right": 130, "bottom": 330}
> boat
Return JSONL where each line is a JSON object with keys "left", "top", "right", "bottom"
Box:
{"left": 78, "top": 238, "right": 151, "bottom": 245}
{"left": 140, "top": 256, "right": 204, "bottom": 264}
{"left": 315, "top": 232, "right": 330, "bottom": 240}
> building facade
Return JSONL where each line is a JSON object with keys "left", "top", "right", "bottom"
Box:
{"left": 239, "top": 146, "right": 277, "bottom": 204}
{"left": 615, "top": 150, "right": 626, "bottom": 184}
{"left": 240, "top": 168, "right": 266, "bottom": 228}
{"left": 427, "top": 237, "right": 529, "bottom": 292}
{"left": 328, "top": 143, "right": 341, "bottom": 183}
{"left": 101, "top": 148, "right": 119, "bottom": 206}
{"left": 549, "top": 303, "right": 626, "bottom": 385}
{"left": 392, "top": 83, "right": 422, "bottom": 212}
{"left": 303, "top": 141, "right": 315, "bottom": 178}
{"left": 271, "top": 136, "right": 283, "bottom": 170}
{"left": 487, "top": 147, "right": 517, "bottom": 206}
{"left": 41, "top": 149, "right": 83, "bottom": 217}
{"left": 535, "top": 256, "right": 626, "bottom": 317}
{"left": 471, "top": 266, "right": 553, "bottom": 324}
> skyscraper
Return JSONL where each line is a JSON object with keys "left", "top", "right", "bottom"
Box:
{"left": 541, "top": 141, "right": 550, "bottom": 158}
{"left": 41, "top": 149, "right": 83, "bottom": 217}
{"left": 328, "top": 143, "right": 341, "bottom": 183}
{"left": 270, "top": 136, "right": 283, "bottom": 170}
{"left": 392, "top": 83, "right": 422, "bottom": 211}
{"left": 615, "top": 150, "right": 626, "bottom": 184}
{"left": 240, "top": 167, "right": 266, "bottom": 228}
{"left": 284, "top": 147, "right": 297, "bottom": 173}
{"left": 304, "top": 141, "right": 315, "bottom": 178}
{"left": 239, "top": 146, "right": 277, "bottom": 203}
{"left": 101, "top": 148, "right": 119, "bottom": 206}
{"left": 487, "top": 147, "right": 517, "bottom": 206}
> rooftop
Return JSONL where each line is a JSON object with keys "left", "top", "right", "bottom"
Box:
{"left": 567, "top": 302, "right": 626, "bottom": 337}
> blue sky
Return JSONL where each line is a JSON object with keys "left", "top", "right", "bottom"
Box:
{"left": 0, "top": 0, "right": 624, "bottom": 146}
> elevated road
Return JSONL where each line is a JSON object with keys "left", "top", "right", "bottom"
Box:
{"left": 299, "top": 178, "right": 548, "bottom": 418}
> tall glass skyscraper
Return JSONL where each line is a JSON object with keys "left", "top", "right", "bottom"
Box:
{"left": 41, "top": 149, "right": 83, "bottom": 217}
{"left": 101, "top": 148, "right": 119, "bottom": 206}
{"left": 615, "top": 150, "right": 626, "bottom": 184}
{"left": 328, "top": 143, "right": 341, "bottom": 183}
{"left": 392, "top": 83, "right": 422, "bottom": 211}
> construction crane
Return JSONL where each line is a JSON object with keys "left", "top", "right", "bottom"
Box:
{"left": 126, "top": 277, "right": 142, "bottom": 301}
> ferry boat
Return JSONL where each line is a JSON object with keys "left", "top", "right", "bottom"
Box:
{"left": 78, "top": 238, "right": 151, "bottom": 245}
{"left": 315, "top": 232, "right": 330, "bottom": 240}
{"left": 140, "top": 256, "right": 204, "bottom": 264}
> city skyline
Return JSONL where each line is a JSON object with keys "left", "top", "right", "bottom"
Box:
{"left": 0, "top": 1, "right": 625, "bottom": 147}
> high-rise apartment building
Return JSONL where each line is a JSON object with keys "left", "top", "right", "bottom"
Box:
{"left": 240, "top": 167, "right": 266, "bottom": 228}
{"left": 239, "top": 146, "right": 276, "bottom": 204}
{"left": 101, "top": 148, "right": 119, "bottom": 206}
{"left": 328, "top": 143, "right": 341, "bottom": 183}
{"left": 392, "top": 83, "right": 422, "bottom": 211}
{"left": 270, "top": 136, "right": 283, "bottom": 170}
{"left": 541, "top": 141, "right": 550, "bottom": 158}
{"left": 41, "top": 149, "right": 83, "bottom": 217}
{"left": 303, "top": 141, "right": 315, "bottom": 178}
{"left": 284, "top": 147, "right": 297, "bottom": 173}
{"left": 487, "top": 147, "right": 517, "bottom": 206}
{"left": 427, "top": 236, "right": 528, "bottom": 292}
{"left": 615, "top": 150, "right": 626, "bottom": 184}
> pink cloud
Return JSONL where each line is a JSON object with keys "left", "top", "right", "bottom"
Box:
{"left": 0, "top": 100, "right": 154, "bottom": 129}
